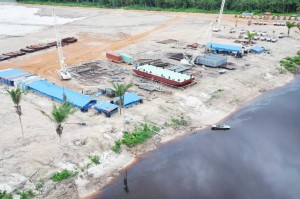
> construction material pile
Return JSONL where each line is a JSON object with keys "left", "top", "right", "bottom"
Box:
{"left": 69, "top": 60, "right": 127, "bottom": 86}
{"left": 0, "top": 37, "right": 77, "bottom": 62}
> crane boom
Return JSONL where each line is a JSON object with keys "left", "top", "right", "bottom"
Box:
{"left": 213, "top": 0, "right": 226, "bottom": 32}
{"left": 52, "top": 9, "right": 72, "bottom": 80}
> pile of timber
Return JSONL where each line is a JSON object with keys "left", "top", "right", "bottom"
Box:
{"left": 0, "top": 37, "right": 78, "bottom": 62}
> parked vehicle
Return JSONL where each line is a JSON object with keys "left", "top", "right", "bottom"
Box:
{"left": 239, "top": 29, "right": 246, "bottom": 34}
{"left": 260, "top": 36, "right": 266, "bottom": 41}
{"left": 229, "top": 28, "right": 236, "bottom": 33}
{"left": 266, "top": 37, "right": 271, "bottom": 42}
{"left": 271, "top": 37, "right": 278, "bottom": 42}
{"left": 253, "top": 36, "right": 259, "bottom": 40}
{"left": 278, "top": 33, "right": 285, "bottom": 38}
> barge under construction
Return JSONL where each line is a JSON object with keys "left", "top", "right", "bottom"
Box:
{"left": 133, "top": 64, "right": 195, "bottom": 87}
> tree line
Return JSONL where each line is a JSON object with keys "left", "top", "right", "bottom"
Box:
{"left": 18, "top": 0, "right": 300, "bottom": 13}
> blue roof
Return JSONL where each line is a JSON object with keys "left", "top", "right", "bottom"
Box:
{"left": 114, "top": 92, "right": 141, "bottom": 107}
{"left": 251, "top": 46, "right": 264, "bottom": 53}
{"left": 95, "top": 102, "right": 118, "bottom": 113}
{"left": 0, "top": 69, "right": 25, "bottom": 78}
{"left": 206, "top": 42, "right": 242, "bottom": 52}
{"left": 28, "top": 80, "right": 97, "bottom": 109}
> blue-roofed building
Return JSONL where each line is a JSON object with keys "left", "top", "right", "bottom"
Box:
{"left": 27, "top": 80, "right": 97, "bottom": 111}
{"left": 95, "top": 102, "right": 118, "bottom": 117}
{"left": 206, "top": 42, "right": 242, "bottom": 53}
{"left": 114, "top": 92, "right": 143, "bottom": 108}
{"left": 0, "top": 69, "right": 28, "bottom": 86}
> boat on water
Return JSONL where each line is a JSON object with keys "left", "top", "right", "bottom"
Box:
{"left": 211, "top": 124, "right": 230, "bottom": 130}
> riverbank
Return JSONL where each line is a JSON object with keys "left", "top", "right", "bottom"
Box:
{"left": 0, "top": 3, "right": 299, "bottom": 199}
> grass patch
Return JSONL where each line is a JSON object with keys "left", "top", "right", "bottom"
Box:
{"left": 50, "top": 169, "right": 78, "bottom": 182}
{"left": 35, "top": 180, "right": 44, "bottom": 190}
{"left": 211, "top": 88, "right": 225, "bottom": 99}
{"left": 90, "top": 155, "right": 100, "bottom": 165}
{"left": 171, "top": 117, "right": 188, "bottom": 126}
{"left": 17, "top": 189, "right": 35, "bottom": 199}
{"left": 112, "top": 140, "right": 122, "bottom": 154}
{"left": 0, "top": 191, "right": 13, "bottom": 199}
{"left": 122, "top": 123, "right": 159, "bottom": 147}
{"left": 112, "top": 123, "right": 160, "bottom": 153}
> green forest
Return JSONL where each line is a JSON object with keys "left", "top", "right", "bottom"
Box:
{"left": 17, "top": 0, "right": 300, "bottom": 14}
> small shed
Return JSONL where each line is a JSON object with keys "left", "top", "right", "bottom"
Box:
{"left": 95, "top": 102, "right": 118, "bottom": 117}
{"left": 250, "top": 46, "right": 264, "bottom": 54}
{"left": 114, "top": 92, "right": 143, "bottom": 108}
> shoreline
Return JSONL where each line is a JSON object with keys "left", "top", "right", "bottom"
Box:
{"left": 0, "top": 3, "right": 299, "bottom": 199}
{"left": 81, "top": 74, "right": 295, "bottom": 199}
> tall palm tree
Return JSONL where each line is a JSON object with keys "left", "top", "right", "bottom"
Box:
{"left": 286, "top": 21, "right": 296, "bottom": 36}
{"left": 112, "top": 83, "right": 133, "bottom": 115}
{"left": 40, "top": 101, "right": 76, "bottom": 142}
{"left": 7, "top": 88, "right": 24, "bottom": 137}
{"left": 246, "top": 31, "right": 257, "bottom": 44}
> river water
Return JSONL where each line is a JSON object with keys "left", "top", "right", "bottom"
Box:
{"left": 98, "top": 76, "right": 300, "bottom": 199}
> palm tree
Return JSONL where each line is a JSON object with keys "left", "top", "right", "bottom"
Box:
{"left": 7, "top": 88, "right": 24, "bottom": 137}
{"left": 40, "top": 101, "right": 76, "bottom": 142}
{"left": 112, "top": 83, "right": 133, "bottom": 115}
{"left": 246, "top": 31, "right": 257, "bottom": 44}
{"left": 286, "top": 21, "right": 296, "bottom": 36}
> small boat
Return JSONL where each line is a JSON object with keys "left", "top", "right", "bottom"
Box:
{"left": 211, "top": 124, "right": 230, "bottom": 130}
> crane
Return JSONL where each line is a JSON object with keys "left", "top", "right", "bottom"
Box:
{"left": 52, "top": 9, "right": 72, "bottom": 80}
{"left": 213, "top": 0, "right": 226, "bottom": 32}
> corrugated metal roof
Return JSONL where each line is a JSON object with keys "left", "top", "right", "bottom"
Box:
{"left": 95, "top": 102, "right": 118, "bottom": 112}
{"left": 206, "top": 42, "right": 242, "bottom": 52}
{"left": 114, "top": 92, "right": 141, "bottom": 108}
{"left": 0, "top": 69, "right": 24, "bottom": 78}
{"left": 136, "top": 64, "right": 192, "bottom": 82}
{"left": 28, "top": 80, "right": 97, "bottom": 109}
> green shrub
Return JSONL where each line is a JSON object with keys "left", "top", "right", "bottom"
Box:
{"left": 90, "top": 155, "right": 100, "bottom": 165}
{"left": 17, "top": 189, "right": 35, "bottom": 199}
{"left": 0, "top": 191, "right": 13, "bottom": 199}
{"left": 112, "top": 140, "right": 122, "bottom": 153}
{"left": 50, "top": 169, "right": 78, "bottom": 182}
{"left": 280, "top": 60, "right": 297, "bottom": 74}
{"left": 297, "top": 50, "right": 300, "bottom": 56}
{"left": 122, "top": 123, "right": 159, "bottom": 147}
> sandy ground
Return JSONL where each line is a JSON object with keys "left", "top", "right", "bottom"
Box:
{"left": 0, "top": 3, "right": 300, "bottom": 199}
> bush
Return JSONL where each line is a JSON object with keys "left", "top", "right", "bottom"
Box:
{"left": 50, "top": 169, "right": 78, "bottom": 182}
{"left": 122, "top": 123, "right": 159, "bottom": 147}
{"left": 0, "top": 191, "right": 13, "bottom": 199}
{"left": 280, "top": 60, "right": 297, "bottom": 74}
{"left": 17, "top": 189, "right": 35, "bottom": 199}
{"left": 297, "top": 50, "right": 300, "bottom": 56}
{"left": 112, "top": 140, "right": 122, "bottom": 153}
{"left": 90, "top": 155, "right": 100, "bottom": 165}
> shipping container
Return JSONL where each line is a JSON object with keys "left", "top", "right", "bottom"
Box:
{"left": 118, "top": 52, "right": 134, "bottom": 64}
{"left": 106, "top": 52, "right": 122, "bottom": 63}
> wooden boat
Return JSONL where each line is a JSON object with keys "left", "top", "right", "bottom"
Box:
{"left": 211, "top": 124, "right": 230, "bottom": 130}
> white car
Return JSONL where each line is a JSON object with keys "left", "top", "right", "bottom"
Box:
{"left": 266, "top": 37, "right": 271, "bottom": 42}
{"left": 257, "top": 31, "right": 262, "bottom": 36}
{"left": 240, "top": 29, "right": 246, "bottom": 34}
{"left": 278, "top": 33, "right": 285, "bottom": 38}
{"left": 229, "top": 28, "right": 236, "bottom": 33}
{"left": 271, "top": 37, "right": 278, "bottom": 42}
{"left": 243, "top": 35, "right": 249, "bottom": 39}
{"left": 261, "top": 32, "right": 267, "bottom": 36}
{"left": 260, "top": 36, "right": 266, "bottom": 41}
{"left": 253, "top": 36, "right": 259, "bottom": 40}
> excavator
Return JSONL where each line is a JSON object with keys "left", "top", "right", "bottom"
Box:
{"left": 52, "top": 9, "right": 72, "bottom": 80}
